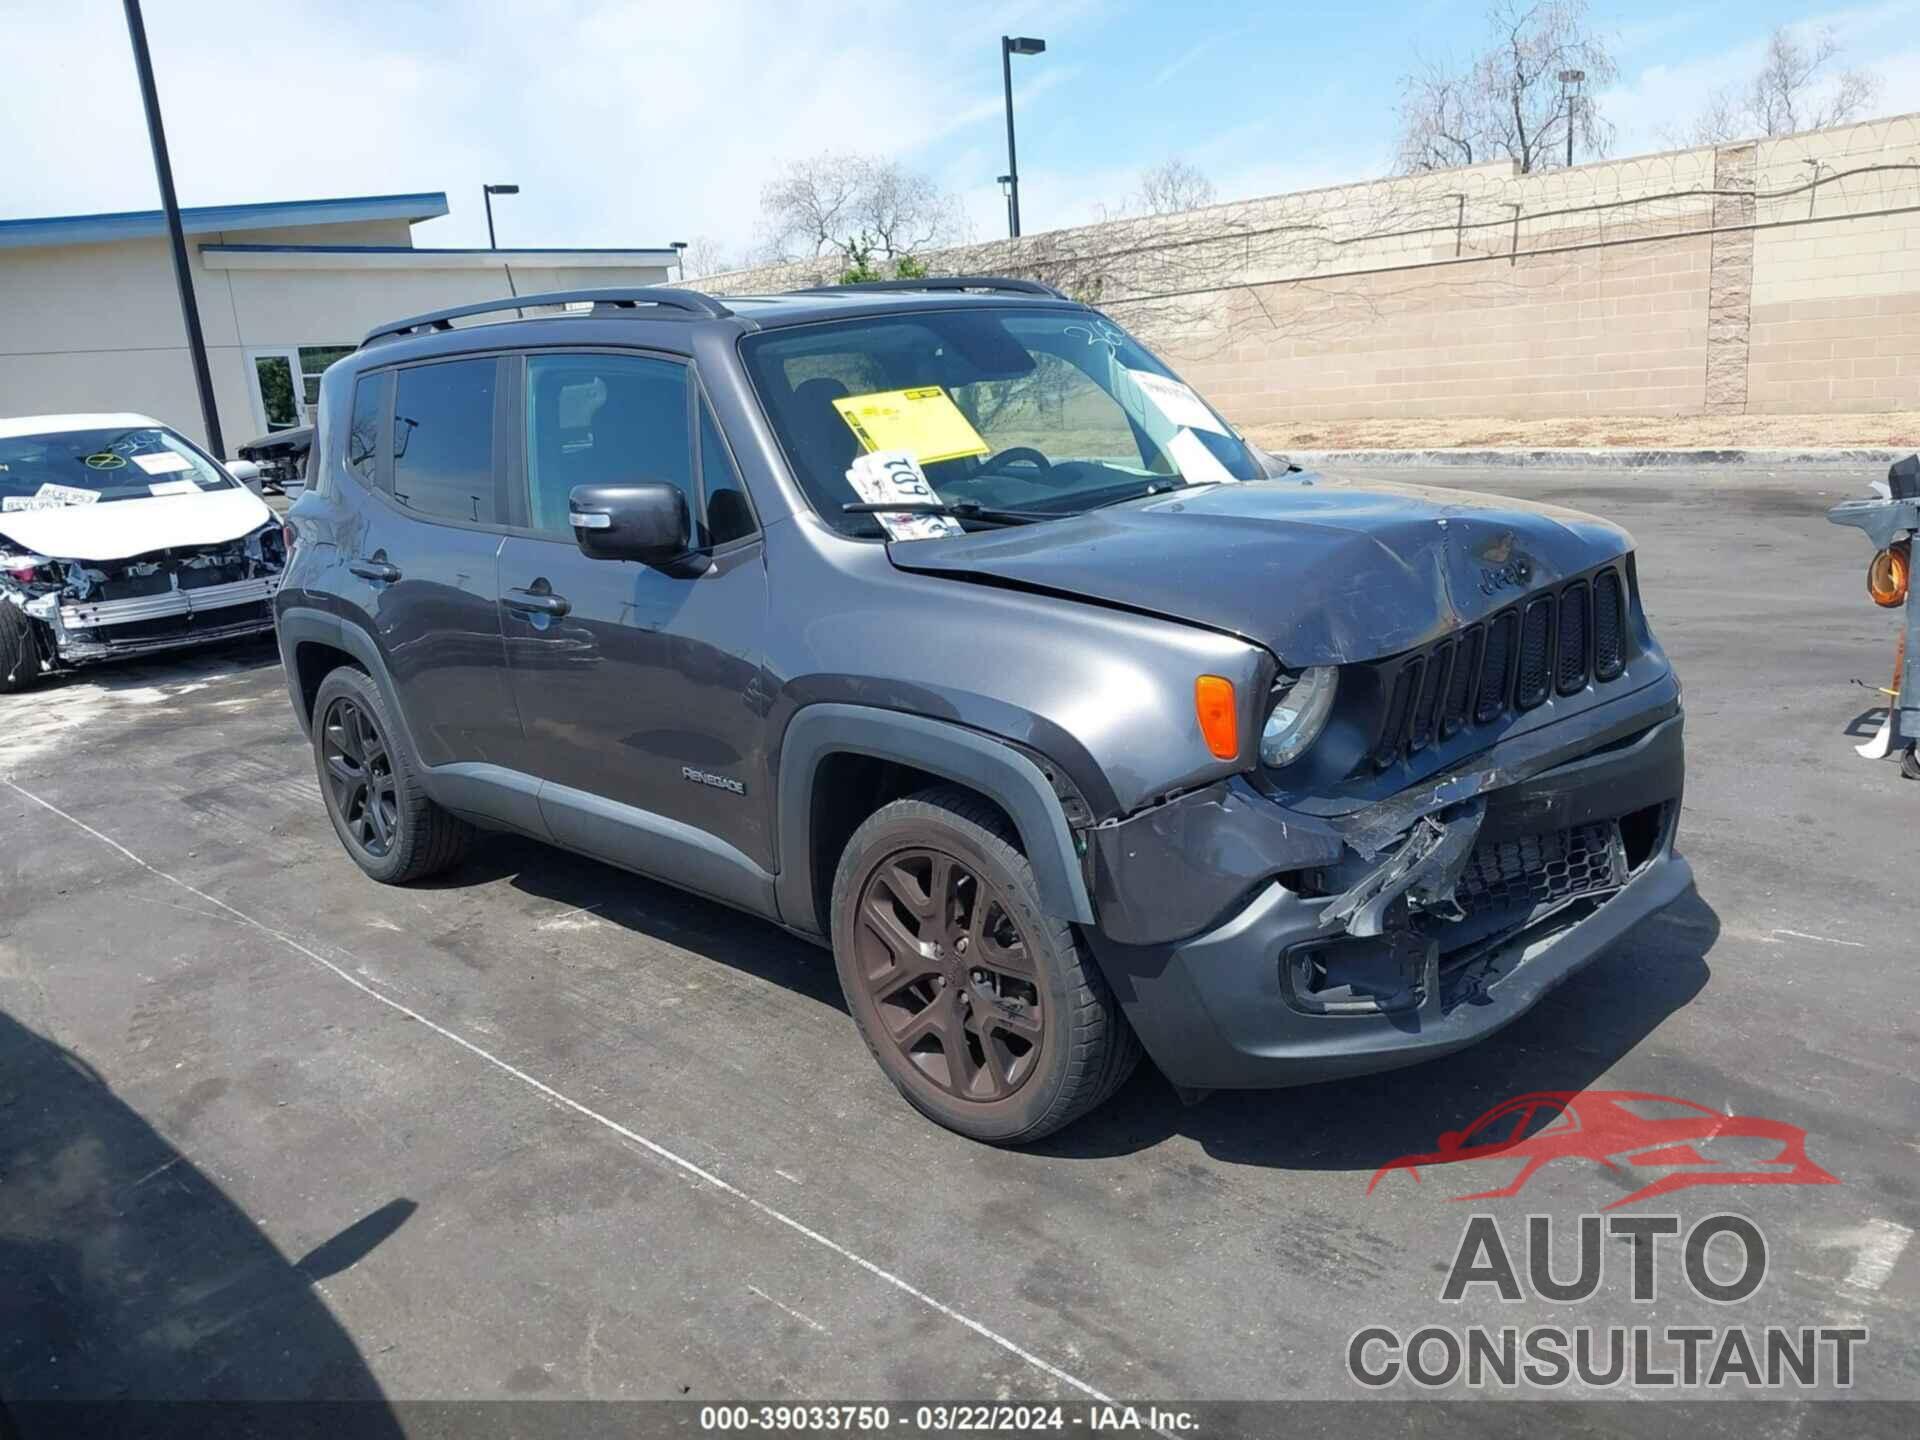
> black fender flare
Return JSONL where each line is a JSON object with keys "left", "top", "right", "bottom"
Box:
{"left": 275, "top": 607, "right": 421, "bottom": 762}
{"left": 775, "top": 703, "right": 1096, "bottom": 934}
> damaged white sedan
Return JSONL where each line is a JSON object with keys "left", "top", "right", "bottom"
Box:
{"left": 0, "top": 413, "right": 286, "bottom": 692}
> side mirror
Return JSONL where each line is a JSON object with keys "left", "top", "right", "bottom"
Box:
{"left": 568, "top": 483, "right": 690, "bottom": 563}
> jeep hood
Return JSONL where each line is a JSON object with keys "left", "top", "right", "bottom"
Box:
{"left": 0, "top": 486, "right": 274, "bottom": 562}
{"left": 886, "top": 475, "right": 1633, "bottom": 665}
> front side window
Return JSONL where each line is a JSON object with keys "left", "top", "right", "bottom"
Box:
{"left": 698, "top": 396, "right": 755, "bottom": 545}
{"left": 524, "top": 353, "right": 693, "bottom": 540}
{"left": 0, "top": 424, "right": 236, "bottom": 510}
{"left": 391, "top": 358, "right": 500, "bottom": 525}
{"left": 740, "top": 308, "right": 1261, "bottom": 537}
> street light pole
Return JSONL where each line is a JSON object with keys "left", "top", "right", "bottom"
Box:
{"left": 121, "top": 0, "right": 223, "bottom": 458}
{"left": 483, "top": 183, "right": 520, "bottom": 249}
{"left": 1558, "top": 69, "right": 1585, "bottom": 169}
{"left": 1000, "top": 36, "right": 1046, "bottom": 239}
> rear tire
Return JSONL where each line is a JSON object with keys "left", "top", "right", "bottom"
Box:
{"left": 1902, "top": 743, "right": 1920, "bottom": 782}
{"left": 312, "top": 666, "right": 474, "bottom": 883}
{"left": 830, "top": 785, "right": 1139, "bottom": 1144}
{"left": 0, "top": 605, "right": 43, "bottom": 693}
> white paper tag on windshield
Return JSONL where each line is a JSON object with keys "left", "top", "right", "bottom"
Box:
{"left": 1166, "top": 427, "right": 1237, "bottom": 484}
{"left": 134, "top": 451, "right": 194, "bottom": 476}
{"left": 148, "top": 478, "right": 201, "bottom": 496}
{"left": 1126, "top": 369, "right": 1229, "bottom": 435}
{"left": 845, "top": 451, "right": 963, "bottom": 541}
{"left": 2, "top": 483, "right": 100, "bottom": 513}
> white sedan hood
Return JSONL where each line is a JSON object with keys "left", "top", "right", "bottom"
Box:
{"left": 0, "top": 487, "right": 275, "bottom": 562}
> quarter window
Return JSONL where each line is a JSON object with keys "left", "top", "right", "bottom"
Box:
{"left": 391, "top": 359, "right": 500, "bottom": 525}
{"left": 346, "top": 374, "right": 385, "bottom": 490}
{"left": 525, "top": 353, "right": 693, "bottom": 540}
{"left": 699, "top": 396, "right": 755, "bottom": 545}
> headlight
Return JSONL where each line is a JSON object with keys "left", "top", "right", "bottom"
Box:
{"left": 1260, "top": 666, "right": 1338, "bottom": 768}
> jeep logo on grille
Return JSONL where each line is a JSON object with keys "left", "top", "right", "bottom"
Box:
{"left": 1480, "top": 561, "right": 1530, "bottom": 595}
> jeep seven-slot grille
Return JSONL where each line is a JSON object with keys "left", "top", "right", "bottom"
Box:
{"left": 1364, "top": 563, "right": 1632, "bottom": 772}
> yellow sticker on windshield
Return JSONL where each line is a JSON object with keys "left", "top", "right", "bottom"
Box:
{"left": 831, "top": 387, "right": 990, "bottom": 465}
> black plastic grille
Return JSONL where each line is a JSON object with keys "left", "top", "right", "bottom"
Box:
{"left": 1408, "top": 642, "right": 1449, "bottom": 752}
{"left": 1593, "top": 570, "right": 1626, "bottom": 679}
{"left": 1516, "top": 597, "right": 1554, "bottom": 710}
{"left": 1363, "top": 564, "right": 1633, "bottom": 772}
{"left": 1440, "top": 626, "right": 1480, "bottom": 738}
{"left": 1477, "top": 612, "right": 1516, "bottom": 724}
{"left": 1556, "top": 581, "right": 1590, "bottom": 695}
{"left": 1454, "top": 821, "right": 1623, "bottom": 922}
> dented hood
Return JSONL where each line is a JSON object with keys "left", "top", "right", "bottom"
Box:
{"left": 0, "top": 486, "right": 274, "bottom": 562}
{"left": 887, "top": 474, "right": 1633, "bottom": 665}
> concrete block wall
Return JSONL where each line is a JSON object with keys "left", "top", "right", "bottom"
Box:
{"left": 705, "top": 111, "right": 1920, "bottom": 423}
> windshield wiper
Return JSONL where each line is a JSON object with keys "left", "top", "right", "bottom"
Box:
{"left": 841, "top": 500, "right": 1054, "bottom": 528}
{"left": 1082, "top": 479, "right": 1190, "bottom": 511}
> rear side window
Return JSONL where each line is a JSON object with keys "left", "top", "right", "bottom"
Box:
{"left": 346, "top": 374, "right": 385, "bottom": 490}
{"left": 391, "top": 359, "right": 500, "bottom": 525}
{"left": 525, "top": 352, "right": 693, "bottom": 540}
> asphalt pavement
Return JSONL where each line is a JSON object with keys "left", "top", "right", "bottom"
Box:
{"left": 2, "top": 466, "right": 1915, "bottom": 1432}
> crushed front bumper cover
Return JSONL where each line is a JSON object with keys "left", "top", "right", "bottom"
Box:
{"left": 1086, "top": 681, "right": 1689, "bottom": 1089}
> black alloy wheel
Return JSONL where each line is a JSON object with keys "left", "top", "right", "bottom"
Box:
{"left": 320, "top": 695, "right": 400, "bottom": 859}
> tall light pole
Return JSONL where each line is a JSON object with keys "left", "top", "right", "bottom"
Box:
{"left": 671, "top": 240, "right": 688, "bottom": 281}
{"left": 1000, "top": 36, "right": 1046, "bottom": 238}
{"left": 996, "top": 176, "right": 1016, "bottom": 241}
{"left": 1558, "top": 69, "right": 1585, "bottom": 169}
{"left": 483, "top": 183, "right": 520, "bottom": 249}
{"left": 121, "top": 0, "right": 223, "bottom": 458}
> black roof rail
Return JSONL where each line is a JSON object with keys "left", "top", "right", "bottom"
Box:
{"left": 787, "top": 275, "right": 1071, "bottom": 301}
{"left": 361, "top": 286, "right": 734, "bottom": 346}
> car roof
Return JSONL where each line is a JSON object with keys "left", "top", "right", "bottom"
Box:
{"left": 0, "top": 412, "right": 165, "bottom": 439}
{"left": 713, "top": 289, "right": 1085, "bottom": 329}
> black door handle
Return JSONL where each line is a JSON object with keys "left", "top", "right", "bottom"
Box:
{"left": 503, "top": 587, "right": 572, "bottom": 618}
{"left": 349, "top": 559, "right": 401, "bottom": 583}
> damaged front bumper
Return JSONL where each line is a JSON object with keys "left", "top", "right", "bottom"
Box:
{"left": 2, "top": 534, "right": 283, "bottom": 669}
{"left": 1085, "top": 675, "right": 1689, "bottom": 1089}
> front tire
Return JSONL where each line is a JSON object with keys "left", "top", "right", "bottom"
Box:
{"left": 312, "top": 666, "right": 474, "bottom": 884}
{"left": 0, "top": 605, "right": 43, "bottom": 693}
{"left": 830, "top": 785, "right": 1139, "bottom": 1144}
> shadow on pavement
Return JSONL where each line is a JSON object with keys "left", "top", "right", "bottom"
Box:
{"left": 433, "top": 833, "right": 849, "bottom": 1014}
{"left": 0, "top": 1008, "right": 406, "bottom": 1435}
{"left": 1036, "top": 886, "right": 1721, "bottom": 1170}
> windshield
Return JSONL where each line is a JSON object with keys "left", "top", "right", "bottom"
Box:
{"left": 740, "top": 308, "right": 1262, "bottom": 537}
{"left": 0, "top": 425, "right": 236, "bottom": 512}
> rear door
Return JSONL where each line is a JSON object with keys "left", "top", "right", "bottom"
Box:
{"left": 496, "top": 349, "right": 773, "bottom": 885}
{"left": 346, "top": 356, "right": 519, "bottom": 769}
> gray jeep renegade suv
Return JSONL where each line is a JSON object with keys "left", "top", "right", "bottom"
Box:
{"left": 275, "top": 278, "right": 1689, "bottom": 1143}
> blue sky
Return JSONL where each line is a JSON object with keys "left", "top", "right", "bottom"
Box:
{"left": 3, "top": 0, "right": 1915, "bottom": 259}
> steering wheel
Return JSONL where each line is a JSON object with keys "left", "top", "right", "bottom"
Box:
{"left": 978, "top": 446, "right": 1061, "bottom": 483}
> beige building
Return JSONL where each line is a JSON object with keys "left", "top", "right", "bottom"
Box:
{"left": 0, "top": 192, "right": 679, "bottom": 454}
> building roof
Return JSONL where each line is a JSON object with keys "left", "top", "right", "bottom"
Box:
{"left": 0, "top": 192, "right": 450, "bottom": 251}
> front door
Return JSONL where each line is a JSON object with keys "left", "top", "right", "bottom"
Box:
{"left": 498, "top": 350, "right": 772, "bottom": 882}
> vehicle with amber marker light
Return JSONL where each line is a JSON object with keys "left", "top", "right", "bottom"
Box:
{"left": 275, "top": 278, "right": 1690, "bottom": 1142}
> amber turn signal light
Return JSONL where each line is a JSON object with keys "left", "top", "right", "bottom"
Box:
{"left": 1194, "top": 675, "right": 1239, "bottom": 759}
{"left": 1869, "top": 541, "right": 1910, "bottom": 609}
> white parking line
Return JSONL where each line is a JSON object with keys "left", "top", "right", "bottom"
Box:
{"left": 5, "top": 777, "right": 1118, "bottom": 1406}
{"left": 1825, "top": 1218, "right": 1915, "bottom": 1296}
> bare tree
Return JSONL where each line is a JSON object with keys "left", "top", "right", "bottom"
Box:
{"left": 1136, "top": 158, "right": 1218, "bottom": 215}
{"left": 1395, "top": 0, "right": 1617, "bottom": 174}
{"left": 678, "top": 235, "right": 740, "bottom": 279}
{"left": 757, "top": 152, "right": 966, "bottom": 265}
{"left": 1677, "top": 26, "right": 1882, "bottom": 146}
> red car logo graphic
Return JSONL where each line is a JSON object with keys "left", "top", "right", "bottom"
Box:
{"left": 1368, "top": 1090, "right": 1839, "bottom": 1209}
